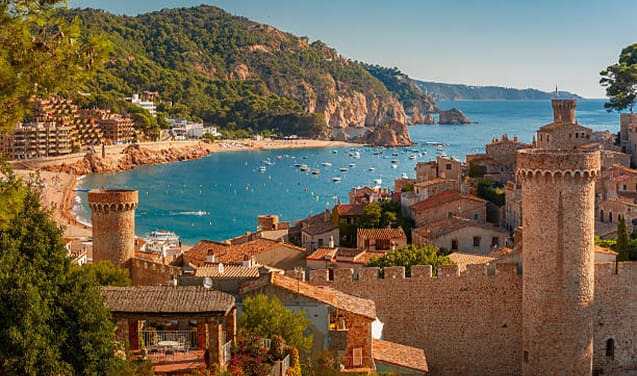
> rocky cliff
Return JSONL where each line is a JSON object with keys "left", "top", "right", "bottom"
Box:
{"left": 438, "top": 108, "right": 472, "bottom": 125}
{"left": 352, "top": 121, "right": 413, "bottom": 147}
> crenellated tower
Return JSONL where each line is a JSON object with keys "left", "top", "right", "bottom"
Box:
{"left": 517, "top": 100, "right": 600, "bottom": 375}
{"left": 88, "top": 189, "right": 138, "bottom": 267}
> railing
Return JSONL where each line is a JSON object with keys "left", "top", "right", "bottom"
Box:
{"left": 270, "top": 354, "right": 290, "bottom": 376}
{"left": 142, "top": 329, "right": 198, "bottom": 349}
{"left": 222, "top": 340, "right": 233, "bottom": 364}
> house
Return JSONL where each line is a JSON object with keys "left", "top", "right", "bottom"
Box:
{"left": 239, "top": 273, "right": 428, "bottom": 374}
{"left": 178, "top": 263, "right": 262, "bottom": 294}
{"left": 306, "top": 247, "right": 381, "bottom": 270}
{"left": 357, "top": 227, "right": 407, "bottom": 251}
{"left": 412, "top": 216, "right": 509, "bottom": 255}
{"left": 181, "top": 238, "right": 306, "bottom": 271}
{"left": 332, "top": 203, "right": 365, "bottom": 246}
{"left": 447, "top": 252, "right": 496, "bottom": 273}
{"left": 348, "top": 186, "right": 392, "bottom": 205}
{"left": 295, "top": 210, "right": 339, "bottom": 252}
{"left": 414, "top": 156, "right": 463, "bottom": 183}
{"left": 410, "top": 190, "right": 487, "bottom": 227}
{"left": 465, "top": 134, "right": 530, "bottom": 183}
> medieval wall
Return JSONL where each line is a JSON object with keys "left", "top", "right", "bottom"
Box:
{"left": 309, "top": 264, "right": 523, "bottom": 376}
{"left": 129, "top": 257, "right": 179, "bottom": 286}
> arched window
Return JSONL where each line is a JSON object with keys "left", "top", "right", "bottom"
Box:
{"left": 609, "top": 211, "right": 613, "bottom": 223}
{"left": 606, "top": 338, "right": 615, "bottom": 359}
{"left": 600, "top": 210, "right": 604, "bottom": 222}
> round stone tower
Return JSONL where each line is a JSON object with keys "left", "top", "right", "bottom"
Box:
{"left": 517, "top": 149, "right": 599, "bottom": 375}
{"left": 551, "top": 98, "right": 576, "bottom": 123}
{"left": 88, "top": 189, "right": 138, "bottom": 267}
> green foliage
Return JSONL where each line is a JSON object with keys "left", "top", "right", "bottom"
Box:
{"left": 240, "top": 294, "right": 312, "bottom": 355}
{"left": 0, "top": 170, "right": 135, "bottom": 375}
{"left": 286, "top": 346, "right": 302, "bottom": 376}
{"left": 468, "top": 163, "right": 486, "bottom": 178}
{"left": 78, "top": 260, "right": 132, "bottom": 286}
{"left": 600, "top": 43, "right": 637, "bottom": 113}
{"left": 616, "top": 216, "right": 629, "bottom": 260}
{"left": 0, "top": 1, "right": 107, "bottom": 133}
{"left": 229, "top": 328, "right": 273, "bottom": 376}
{"left": 401, "top": 184, "right": 414, "bottom": 192}
{"left": 477, "top": 179, "right": 505, "bottom": 207}
{"left": 365, "top": 244, "right": 453, "bottom": 276}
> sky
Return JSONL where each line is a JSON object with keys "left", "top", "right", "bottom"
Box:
{"left": 69, "top": 0, "right": 637, "bottom": 98}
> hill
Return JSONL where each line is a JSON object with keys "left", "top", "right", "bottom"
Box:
{"left": 62, "top": 6, "right": 432, "bottom": 140}
{"left": 413, "top": 80, "right": 583, "bottom": 101}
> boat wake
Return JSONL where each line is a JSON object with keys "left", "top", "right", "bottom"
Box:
{"left": 171, "top": 210, "right": 209, "bottom": 216}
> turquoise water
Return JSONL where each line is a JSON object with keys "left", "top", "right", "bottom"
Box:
{"left": 75, "top": 99, "right": 619, "bottom": 244}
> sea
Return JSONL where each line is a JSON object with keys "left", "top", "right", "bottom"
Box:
{"left": 74, "top": 99, "right": 620, "bottom": 245}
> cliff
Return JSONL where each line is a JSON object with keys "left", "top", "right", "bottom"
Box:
{"left": 438, "top": 108, "right": 472, "bottom": 125}
{"left": 64, "top": 6, "right": 414, "bottom": 141}
{"left": 352, "top": 121, "right": 413, "bottom": 146}
{"left": 414, "top": 80, "right": 583, "bottom": 101}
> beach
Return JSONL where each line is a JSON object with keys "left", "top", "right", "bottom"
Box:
{"left": 12, "top": 138, "right": 357, "bottom": 238}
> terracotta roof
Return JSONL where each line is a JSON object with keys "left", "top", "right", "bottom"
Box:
{"left": 240, "top": 273, "right": 376, "bottom": 319}
{"left": 372, "top": 339, "right": 429, "bottom": 373}
{"left": 194, "top": 264, "right": 260, "bottom": 279}
{"left": 306, "top": 247, "right": 337, "bottom": 261}
{"left": 357, "top": 227, "right": 406, "bottom": 240}
{"left": 185, "top": 238, "right": 305, "bottom": 266}
{"left": 413, "top": 177, "right": 450, "bottom": 188}
{"left": 410, "top": 190, "right": 485, "bottom": 212}
{"left": 539, "top": 121, "right": 591, "bottom": 132}
{"left": 335, "top": 204, "right": 364, "bottom": 216}
{"left": 413, "top": 217, "right": 507, "bottom": 240}
{"left": 448, "top": 252, "right": 495, "bottom": 271}
{"left": 302, "top": 220, "right": 337, "bottom": 236}
{"left": 306, "top": 247, "right": 383, "bottom": 265}
{"left": 595, "top": 245, "right": 618, "bottom": 255}
{"left": 102, "top": 286, "right": 235, "bottom": 314}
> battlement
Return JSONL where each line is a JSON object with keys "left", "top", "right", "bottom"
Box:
{"left": 551, "top": 99, "right": 577, "bottom": 123}
{"left": 88, "top": 189, "right": 138, "bottom": 213}
{"left": 308, "top": 263, "right": 520, "bottom": 284}
{"left": 517, "top": 149, "right": 600, "bottom": 180}
{"left": 129, "top": 257, "right": 179, "bottom": 286}
{"left": 595, "top": 261, "right": 637, "bottom": 278}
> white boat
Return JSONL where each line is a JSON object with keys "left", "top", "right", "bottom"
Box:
{"left": 391, "top": 160, "right": 399, "bottom": 164}
{"left": 374, "top": 178, "right": 382, "bottom": 185}
{"left": 332, "top": 177, "right": 342, "bottom": 182}
{"left": 401, "top": 172, "right": 409, "bottom": 179}
{"left": 311, "top": 170, "right": 320, "bottom": 175}
{"left": 322, "top": 162, "right": 332, "bottom": 166}
{"left": 331, "top": 150, "right": 338, "bottom": 154}
{"left": 300, "top": 165, "right": 310, "bottom": 172}
{"left": 349, "top": 162, "right": 356, "bottom": 168}
{"left": 368, "top": 167, "right": 375, "bottom": 172}
{"left": 258, "top": 166, "right": 266, "bottom": 173}
{"left": 350, "top": 151, "right": 361, "bottom": 159}
{"left": 408, "top": 154, "right": 417, "bottom": 160}
{"left": 339, "top": 167, "right": 349, "bottom": 172}
{"left": 148, "top": 230, "right": 179, "bottom": 242}
{"left": 391, "top": 164, "right": 398, "bottom": 169}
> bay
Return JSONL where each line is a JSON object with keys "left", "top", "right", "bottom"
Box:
{"left": 75, "top": 99, "right": 619, "bottom": 245}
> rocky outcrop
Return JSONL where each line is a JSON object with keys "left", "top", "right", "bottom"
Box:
{"left": 424, "top": 113, "right": 435, "bottom": 124}
{"left": 352, "top": 121, "right": 413, "bottom": 147}
{"left": 438, "top": 108, "right": 472, "bottom": 124}
{"left": 44, "top": 144, "right": 213, "bottom": 175}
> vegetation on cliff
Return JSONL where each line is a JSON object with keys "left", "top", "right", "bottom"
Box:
{"left": 414, "top": 80, "right": 583, "bottom": 101}
{"left": 61, "top": 6, "right": 411, "bottom": 137}
{"left": 600, "top": 42, "right": 637, "bottom": 113}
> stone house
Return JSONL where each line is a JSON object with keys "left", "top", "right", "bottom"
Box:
{"left": 535, "top": 100, "right": 593, "bottom": 149}
{"left": 356, "top": 227, "right": 407, "bottom": 251}
{"left": 412, "top": 216, "right": 510, "bottom": 255}
{"left": 306, "top": 247, "right": 380, "bottom": 270}
{"left": 239, "top": 273, "right": 428, "bottom": 374}
{"left": 504, "top": 181, "right": 522, "bottom": 231}
{"left": 348, "top": 186, "right": 392, "bottom": 205}
{"left": 410, "top": 190, "right": 487, "bottom": 227}
{"left": 178, "top": 263, "right": 261, "bottom": 294}
{"left": 181, "top": 238, "right": 306, "bottom": 271}
{"left": 414, "top": 156, "right": 463, "bottom": 183}
{"left": 466, "top": 134, "right": 530, "bottom": 183}
{"left": 332, "top": 203, "right": 365, "bottom": 246}
{"left": 618, "top": 113, "right": 637, "bottom": 164}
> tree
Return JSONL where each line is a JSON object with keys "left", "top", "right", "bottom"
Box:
{"left": 358, "top": 202, "right": 383, "bottom": 228}
{"left": 365, "top": 244, "right": 453, "bottom": 276}
{"left": 240, "top": 294, "right": 312, "bottom": 355}
{"left": 0, "top": 170, "right": 129, "bottom": 375}
{"left": 78, "top": 260, "right": 132, "bottom": 286}
{"left": 616, "top": 216, "right": 630, "bottom": 261}
{"left": 600, "top": 43, "right": 637, "bottom": 113}
{"left": 0, "top": 1, "right": 107, "bottom": 132}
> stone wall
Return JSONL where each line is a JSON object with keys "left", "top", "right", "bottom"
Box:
{"left": 129, "top": 257, "right": 179, "bottom": 286}
{"left": 309, "top": 264, "right": 523, "bottom": 376}
{"left": 412, "top": 198, "right": 486, "bottom": 227}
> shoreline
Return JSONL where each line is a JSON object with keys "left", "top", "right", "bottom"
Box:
{"left": 13, "top": 138, "right": 359, "bottom": 239}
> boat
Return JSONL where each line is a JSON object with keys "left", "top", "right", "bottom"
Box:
{"left": 322, "top": 162, "right": 332, "bottom": 166}
{"left": 331, "top": 150, "right": 338, "bottom": 154}
{"left": 401, "top": 172, "right": 409, "bottom": 179}
{"left": 258, "top": 166, "right": 267, "bottom": 173}
{"left": 391, "top": 164, "right": 398, "bottom": 169}
{"left": 408, "top": 154, "right": 417, "bottom": 160}
{"left": 392, "top": 152, "right": 399, "bottom": 157}
{"left": 391, "top": 160, "right": 399, "bottom": 164}
{"left": 311, "top": 170, "right": 320, "bottom": 175}
{"left": 293, "top": 163, "right": 302, "bottom": 167}
{"left": 332, "top": 177, "right": 342, "bottom": 182}
{"left": 374, "top": 178, "right": 382, "bottom": 185}
{"left": 300, "top": 165, "right": 310, "bottom": 172}
{"left": 147, "top": 230, "right": 180, "bottom": 244}
{"left": 348, "top": 162, "right": 356, "bottom": 168}
{"left": 350, "top": 151, "right": 361, "bottom": 159}
{"left": 368, "top": 167, "right": 375, "bottom": 172}
{"left": 339, "top": 167, "right": 349, "bottom": 172}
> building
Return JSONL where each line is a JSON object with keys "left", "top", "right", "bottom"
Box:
{"left": 412, "top": 216, "right": 509, "bottom": 254}
{"left": 1, "top": 122, "right": 72, "bottom": 159}
{"left": 356, "top": 227, "right": 407, "bottom": 251}
{"left": 414, "top": 156, "right": 464, "bottom": 183}
{"left": 125, "top": 92, "right": 157, "bottom": 117}
{"left": 410, "top": 190, "right": 487, "bottom": 227}
{"left": 306, "top": 247, "right": 380, "bottom": 270}
{"left": 98, "top": 114, "right": 135, "bottom": 144}
{"left": 504, "top": 181, "right": 522, "bottom": 231}
{"left": 466, "top": 134, "right": 530, "bottom": 183}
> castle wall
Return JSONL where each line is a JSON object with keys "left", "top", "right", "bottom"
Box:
{"left": 129, "top": 257, "right": 179, "bottom": 286}
{"left": 412, "top": 198, "right": 486, "bottom": 227}
{"left": 309, "top": 264, "right": 523, "bottom": 376}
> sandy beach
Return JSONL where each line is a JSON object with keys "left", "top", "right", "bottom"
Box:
{"left": 12, "top": 138, "right": 357, "bottom": 239}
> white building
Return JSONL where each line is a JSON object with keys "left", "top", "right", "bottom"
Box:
{"left": 126, "top": 93, "right": 156, "bottom": 117}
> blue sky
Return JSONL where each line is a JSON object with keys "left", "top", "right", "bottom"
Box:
{"left": 70, "top": 0, "right": 637, "bottom": 98}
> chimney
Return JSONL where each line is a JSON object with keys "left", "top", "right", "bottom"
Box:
{"left": 551, "top": 99, "right": 576, "bottom": 124}
{"left": 218, "top": 263, "right": 224, "bottom": 274}
{"left": 206, "top": 249, "right": 215, "bottom": 264}
{"left": 329, "top": 236, "right": 335, "bottom": 248}
{"left": 287, "top": 267, "right": 306, "bottom": 281}
{"left": 242, "top": 254, "right": 253, "bottom": 267}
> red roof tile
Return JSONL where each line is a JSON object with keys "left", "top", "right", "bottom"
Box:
{"left": 335, "top": 204, "right": 364, "bottom": 216}
{"left": 357, "top": 227, "right": 406, "bottom": 240}
{"left": 185, "top": 238, "right": 305, "bottom": 266}
{"left": 372, "top": 339, "right": 429, "bottom": 373}
{"left": 410, "top": 190, "right": 485, "bottom": 212}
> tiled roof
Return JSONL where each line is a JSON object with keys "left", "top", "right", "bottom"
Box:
{"left": 539, "top": 121, "right": 591, "bottom": 132}
{"left": 302, "top": 220, "right": 337, "bottom": 236}
{"left": 185, "top": 238, "right": 305, "bottom": 266}
{"left": 412, "top": 217, "right": 507, "bottom": 240}
{"left": 335, "top": 204, "right": 364, "bottom": 216}
{"left": 240, "top": 273, "right": 377, "bottom": 319}
{"left": 306, "top": 247, "right": 383, "bottom": 265}
{"left": 357, "top": 227, "right": 406, "bottom": 240}
{"left": 306, "top": 247, "right": 337, "bottom": 261}
{"left": 448, "top": 252, "right": 495, "bottom": 271}
{"left": 413, "top": 177, "right": 449, "bottom": 188}
{"left": 372, "top": 339, "right": 429, "bottom": 373}
{"left": 410, "top": 190, "right": 485, "bottom": 212}
{"left": 595, "top": 245, "right": 618, "bottom": 255}
{"left": 102, "top": 286, "right": 234, "bottom": 314}
{"left": 194, "top": 264, "right": 260, "bottom": 279}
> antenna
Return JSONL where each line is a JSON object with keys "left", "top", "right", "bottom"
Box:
{"left": 202, "top": 277, "right": 213, "bottom": 289}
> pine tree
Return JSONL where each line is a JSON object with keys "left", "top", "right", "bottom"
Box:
{"left": 616, "top": 216, "right": 629, "bottom": 261}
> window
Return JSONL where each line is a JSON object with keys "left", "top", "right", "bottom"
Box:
{"left": 606, "top": 338, "right": 615, "bottom": 359}
{"left": 624, "top": 185, "right": 627, "bottom": 190}
{"left": 473, "top": 236, "right": 481, "bottom": 247}
{"left": 318, "top": 238, "right": 323, "bottom": 247}
{"left": 446, "top": 163, "right": 452, "bottom": 170}
{"left": 451, "top": 239, "right": 458, "bottom": 250}
{"left": 575, "top": 133, "right": 579, "bottom": 138}
{"left": 474, "top": 213, "right": 479, "bottom": 220}
{"left": 492, "top": 237, "right": 499, "bottom": 247}
{"left": 524, "top": 351, "right": 529, "bottom": 363}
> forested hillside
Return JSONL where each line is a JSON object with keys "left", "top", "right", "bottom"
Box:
{"left": 63, "top": 6, "right": 429, "bottom": 138}
{"left": 414, "top": 80, "right": 583, "bottom": 101}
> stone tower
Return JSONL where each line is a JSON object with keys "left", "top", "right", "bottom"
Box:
{"left": 517, "top": 100, "right": 600, "bottom": 375}
{"left": 88, "top": 189, "right": 138, "bottom": 267}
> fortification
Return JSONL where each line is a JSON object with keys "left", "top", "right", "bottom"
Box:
{"left": 88, "top": 189, "right": 138, "bottom": 267}
{"left": 551, "top": 98, "right": 576, "bottom": 123}
{"left": 517, "top": 147, "right": 600, "bottom": 374}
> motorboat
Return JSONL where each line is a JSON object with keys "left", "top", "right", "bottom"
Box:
{"left": 339, "top": 167, "right": 348, "bottom": 172}
{"left": 332, "top": 177, "right": 342, "bottom": 182}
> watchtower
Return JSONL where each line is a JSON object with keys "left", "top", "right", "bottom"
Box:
{"left": 88, "top": 189, "right": 138, "bottom": 267}
{"left": 517, "top": 100, "right": 600, "bottom": 375}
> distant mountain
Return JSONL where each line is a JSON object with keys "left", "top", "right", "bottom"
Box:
{"left": 62, "top": 6, "right": 419, "bottom": 139}
{"left": 413, "top": 80, "right": 583, "bottom": 101}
